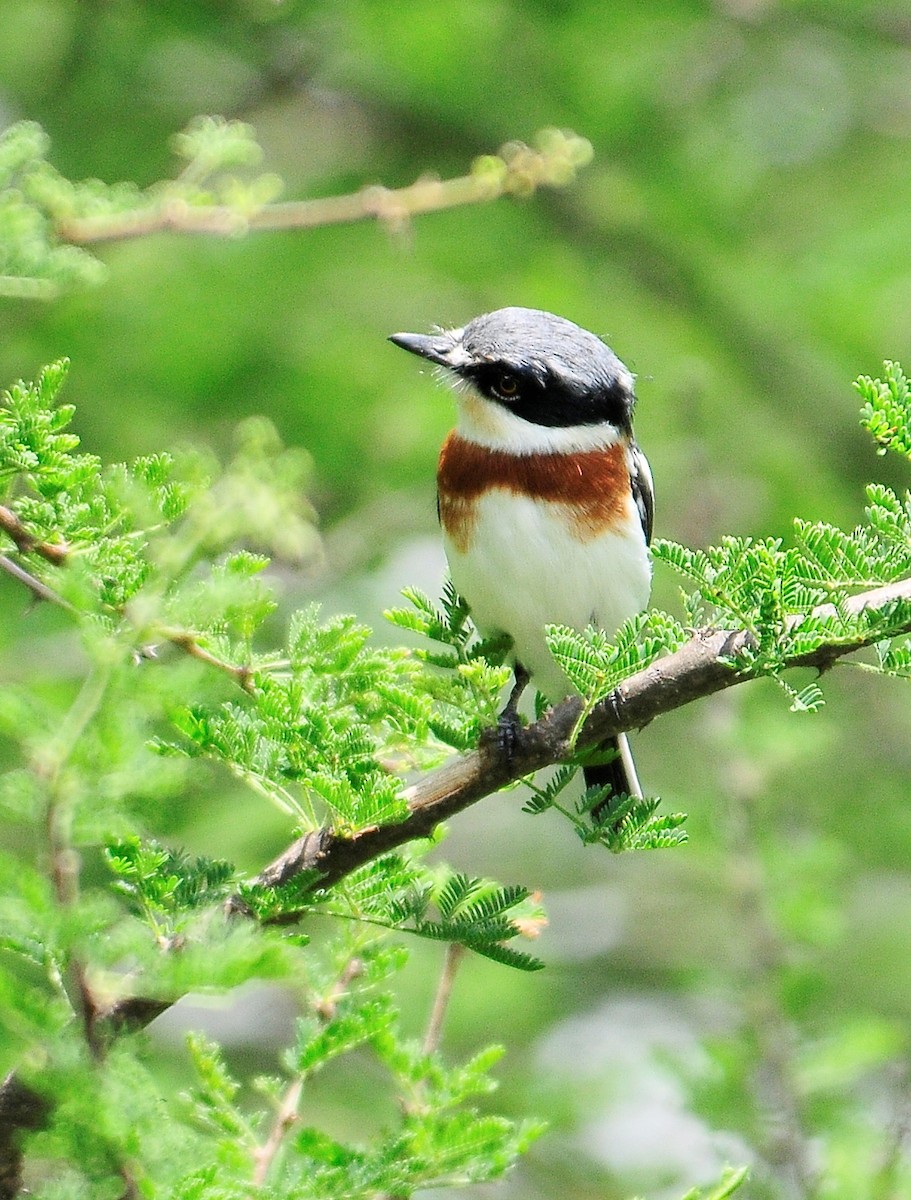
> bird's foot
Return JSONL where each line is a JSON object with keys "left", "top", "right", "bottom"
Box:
{"left": 495, "top": 706, "right": 524, "bottom": 761}
{"left": 487, "top": 662, "right": 530, "bottom": 763}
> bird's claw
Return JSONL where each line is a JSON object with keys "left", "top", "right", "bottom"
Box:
{"left": 495, "top": 707, "right": 524, "bottom": 762}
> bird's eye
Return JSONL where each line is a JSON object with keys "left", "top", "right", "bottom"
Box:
{"left": 492, "top": 372, "right": 520, "bottom": 400}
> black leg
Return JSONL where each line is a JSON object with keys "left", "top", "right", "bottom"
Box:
{"left": 496, "top": 662, "right": 530, "bottom": 760}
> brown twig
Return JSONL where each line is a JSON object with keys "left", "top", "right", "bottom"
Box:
{"left": 153, "top": 629, "right": 256, "bottom": 693}
{"left": 54, "top": 134, "right": 591, "bottom": 246}
{"left": 423, "top": 943, "right": 466, "bottom": 1057}
{"left": 0, "top": 514, "right": 255, "bottom": 687}
{"left": 313, "top": 957, "right": 364, "bottom": 1023}
{"left": 0, "top": 505, "right": 69, "bottom": 563}
{"left": 252, "top": 1076, "right": 304, "bottom": 1188}
{"left": 0, "top": 1075, "right": 50, "bottom": 1200}
{"left": 253, "top": 956, "right": 364, "bottom": 1186}
{"left": 0, "top": 552, "right": 75, "bottom": 610}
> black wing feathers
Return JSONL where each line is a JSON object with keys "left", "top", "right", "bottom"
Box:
{"left": 629, "top": 444, "right": 654, "bottom": 545}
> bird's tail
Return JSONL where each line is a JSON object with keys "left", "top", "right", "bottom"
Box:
{"left": 582, "top": 733, "right": 642, "bottom": 824}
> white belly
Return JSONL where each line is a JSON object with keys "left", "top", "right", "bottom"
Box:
{"left": 444, "top": 491, "right": 651, "bottom": 702}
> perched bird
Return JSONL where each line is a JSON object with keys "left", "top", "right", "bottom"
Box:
{"left": 389, "top": 307, "right": 653, "bottom": 812}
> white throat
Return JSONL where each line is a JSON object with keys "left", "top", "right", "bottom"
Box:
{"left": 450, "top": 379, "right": 623, "bottom": 455}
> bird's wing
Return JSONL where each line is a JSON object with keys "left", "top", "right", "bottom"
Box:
{"left": 629, "top": 443, "right": 654, "bottom": 545}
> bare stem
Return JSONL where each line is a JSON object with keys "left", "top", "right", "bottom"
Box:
{"left": 40, "top": 664, "right": 114, "bottom": 1059}
{"left": 0, "top": 553, "right": 74, "bottom": 609}
{"left": 152, "top": 629, "right": 255, "bottom": 692}
{"left": 253, "top": 955, "right": 365, "bottom": 1187}
{"left": 722, "top": 725, "right": 817, "bottom": 1198}
{"left": 0, "top": 505, "right": 68, "bottom": 563}
{"left": 423, "top": 943, "right": 466, "bottom": 1057}
{"left": 252, "top": 1076, "right": 304, "bottom": 1188}
{"left": 54, "top": 134, "right": 592, "bottom": 246}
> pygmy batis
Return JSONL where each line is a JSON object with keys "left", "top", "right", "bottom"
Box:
{"left": 389, "top": 306, "right": 653, "bottom": 809}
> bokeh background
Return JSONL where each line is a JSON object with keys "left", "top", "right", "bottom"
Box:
{"left": 2, "top": 1, "right": 911, "bottom": 1196}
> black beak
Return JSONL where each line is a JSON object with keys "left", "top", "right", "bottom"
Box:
{"left": 388, "top": 331, "right": 460, "bottom": 368}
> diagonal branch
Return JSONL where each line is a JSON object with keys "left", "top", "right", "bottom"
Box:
{"left": 0, "top": 505, "right": 68, "bottom": 563}
{"left": 0, "top": 523, "right": 254, "bottom": 687}
{"left": 252, "top": 576, "right": 911, "bottom": 896}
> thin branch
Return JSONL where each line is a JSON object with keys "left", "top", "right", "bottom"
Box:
{"left": 0, "top": 1075, "right": 50, "bottom": 1200}
{"left": 0, "top": 553, "right": 75, "bottom": 610}
{"left": 54, "top": 135, "right": 591, "bottom": 246}
{"left": 721, "top": 721, "right": 817, "bottom": 1197}
{"left": 871, "top": 1063, "right": 911, "bottom": 1200}
{"left": 151, "top": 629, "right": 256, "bottom": 693}
{"left": 252, "top": 1076, "right": 304, "bottom": 1188}
{"left": 0, "top": 520, "right": 255, "bottom": 687}
{"left": 313, "top": 957, "right": 364, "bottom": 1023}
{"left": 423, "top": 943, "right": 466, "bottom": 1057}
{"left": 0, "top": 505, "right": 69, "bottom": 563}
{"left": 253, "top": 956, "right": 364, "bottom": 1187}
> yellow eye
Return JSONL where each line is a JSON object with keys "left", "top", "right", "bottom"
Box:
{"left": 494, "top": 373, "right": 519, "bottom": 399}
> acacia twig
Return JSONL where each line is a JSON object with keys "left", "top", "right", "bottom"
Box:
{"left": 721, "top": 717, "right": 817, "bottom": 1196}
{"left": 0, "top": 553, "right": 74, "bottom": 609}
{"left": 252, "top": 1076, "right": 304, "bottom": 1188}
{"left": 423, "top": 943, "right": 466, "bottom": 1057}
{"left": 55, "top": 135, "right": 591, "bottom": 246}
{"left": 253, "top": 956, "right": 364, "bottom": 1187}
{"left": 0, "top": 505, "right": 69, "bottom": 563}
{"left": 0, "top": 521, "right": 254, "bottom": 688}
{"left": 152, "top": 629, "right": 255, "bottom": 693}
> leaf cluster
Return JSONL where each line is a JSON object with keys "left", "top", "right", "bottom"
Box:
{"left": 523, "top": 763, "right": 687, "bottom": 854}
{"left": 857, "top": 360, "right": 911, "bottom": 459}
{"left": 0, "top": 360, "right": 317, "bottom": 636}
{"left": 385, "top": 581, "right": 513, "bottom": 750}
{"left": 647, "top": 368, "right": 911, "bottom": 709}
{"left": 0, "top": 117, "right": 281, "bottom": 298}
{"left": 14, "top": 932, "right": 542, "bottom": 1200}
{"left": 175, "top": 961, "right": 545, "bottom": 1200}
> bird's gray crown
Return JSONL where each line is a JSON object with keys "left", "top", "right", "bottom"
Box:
{"left": 390, "top": 306, "right": 635, "bottom": 432}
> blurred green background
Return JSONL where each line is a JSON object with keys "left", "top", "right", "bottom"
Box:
{"left": 3, "top": 1, "right": 911, "bottom": 1196}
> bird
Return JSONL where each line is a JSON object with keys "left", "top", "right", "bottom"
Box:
{"left": 389, "top": 306, "right": 653, "bottom": 818}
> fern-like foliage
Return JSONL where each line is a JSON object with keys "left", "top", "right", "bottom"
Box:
{"left": 582, "top": 786, "right": 688, "bottom": 853}
{"left": 174, "top": 939, "right": 546, "bottom": 1199}
{"left": 857, "top": 360, "right": 911, "bottom": 459}
{"left": 385, "top": 580, "right": 513, "bottom": 750}
{"left": 546, "top": 610, "right": 688, "bottom": 735}
{"left": 679, "top": 1165, "right": 751, "bottom": 1200}
{"left": 652, "top": 369, "right": 911, "bottom": 707}
{"left": 105, "top": 837, "right": 234, "bottom": 941}
{"left": 255, "top": 854, "right": 547, "bottom": 971}
{"left": 523, "top": 763, "right": 686, "bottom": 853}
{"left": 161, "top": 610, "right": 434, "bottom": 831}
